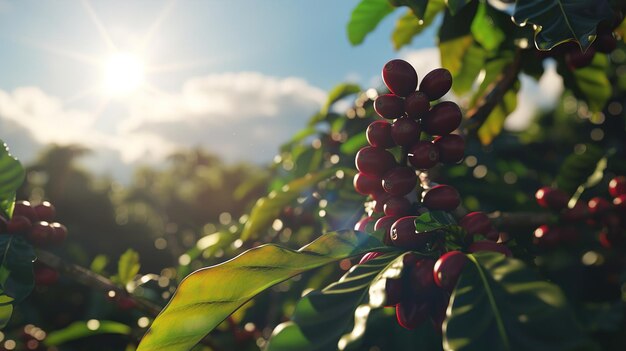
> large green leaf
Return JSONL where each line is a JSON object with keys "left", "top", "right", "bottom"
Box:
{"left": 137, "top": 230, "right": 387, "bottom": 351}
{"left": 266, "top": 252, "right": 402, "bottom": 351}
{"left": 444, "top": 252, "right": 598, "bottom": 351}
{"left": 392, "top": 1, "right": 446, "bottom": 50}
{"left": 347, "top": 0, "right": 396, "bottom": 45}
{"left": 470, "top": 2, "right": 505, "bottom": 51}
{"left": 0, "top": 140, "right": 25, "bottom": 219}
{"left": 555, "top": 143, "right": 606, "bottom": 197}
{"left": 241, "top": 168, "right": 346, "bottom": 241}
{"left": 45, "top": 320, "right": 132, "bottom": 346}
{"left": 570, "top": 54, "right": 612, "bottom": 113}
{"left": 477, "top": 82, "right": 519, "bottom": 145}
{"left": 0, "top": 235, "right": 35, "bottom": 303}
{"left": 513, "top": 0, "right": 613, "bottom": 50}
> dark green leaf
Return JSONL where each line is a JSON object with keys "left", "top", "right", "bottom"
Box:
{"left": 45, "top": 320, "right": 132, "bottom": 346}
{"left": 444, "top": 252, "right": 598, "bottom": 351}
{"left": 570, "top": 54, "right": 612, "bottom": 113}
{"left": 513, "top": 0, "right": 613, "bottom": 50}
{"left": 471, "top": 2, "right": 505, "bottom": 51}
{"left": 391, "top": 0, "right": 429, "bottom": 19}
{"left": 0, "top": 235, "right": 35, "bottom": 303}
{"left": 555, "top": 143, "right": 606, "bottom": 198}
{"left": 0, "top": 140, "right": 25, "bottom": 219}
{"left": 137, "top": 230, "right": 387, "bottom": 351}
{"left": 446, "top": 0, "right": 473, "bottom": 16}
{"left": 413, "top": 211, "right": 455, "bottom": 233}
{"left": 347, "top": 0, "right": 396, "bottom": 45}
{"left": 392, "top": 1, "right": 445, "bottom": 50}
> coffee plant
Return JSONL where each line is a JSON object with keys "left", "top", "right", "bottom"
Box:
{"left": 0, "top": 0, "right": 625, "bottom": 350}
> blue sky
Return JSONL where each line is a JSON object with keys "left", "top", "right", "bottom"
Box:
{"left": 0, "top": 1, "right": 557, "bottom": 181}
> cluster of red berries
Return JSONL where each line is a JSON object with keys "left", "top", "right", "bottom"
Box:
{"left": 0, "top": 200, "right": 67, "bottom": 247}
{"left": 353, "top": 60, "right": 512, "bottom": 331}
{"left": 533, "top": 176, "right": 626, "bottom": 249}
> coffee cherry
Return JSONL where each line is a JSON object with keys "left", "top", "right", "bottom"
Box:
{"left": 382, "top": 59, "right": 418, "bottom": 97}
{"left": 391, "top": 117, "right": 421, "bottom": 146}
{"left": 404, "top": 91, "right": 430, "bottom": 118}
{"left": 14, "top": 201, "right": 37, "bottom": 222}
{"left": 34, "top": 265, "right": 59, "bottom": 286}
{"left": 422, "top": 101, "right": 462, "bottom": 136}
{"left": 613, "top": 194, "right": 626, "bottom": 215}
{"left": 33, "top": 201, "right": 55, "bottom": 222}
{"left": 422, "top": 185, "right": 460, "bottom": 211}
{"left": 29, "top": 222, "right": 53, "bottom": 246}
{"left": 595, "top": 33, "right": 617, "bottom": 53}
{"left": 49, "top": 222, "right": 68, "bottom": 245}
{"left": 384, "top": 196, "right": 412, "bottom": 217}
{"left": 533, "top": 225, "right": 560, "bottom": 249}
{"left": 396, "top": 300, "right": 429, "bottom": 329}
{"left": 408, "top": 141, "right": 439, "bottom": 170}
{"left": 433, "top": 134, "right": 465, "bottom": 163}
{"left": 385, "top": 278, "right": 403, "bottom": 306}
{"left": 354, "top": 216, "right": 375, "bottom": 232}
{"left": 609, "top": 176, "right": 626, "bottom": 197}
{"left": 535, "top": 187, "right": 569, "bottom": 211}
{"left": 374, "top": 94, "right": 405, "bottom": 119}
{"left": 372, "top": 191, "right": 393, "bottom": 213}
{"left": 390, "top": 216, "right": 436, "bottom": 250}
{"left": 588, "top": 197, "right": 611, "bottom": 217}
{"left": 353, "top": 172, "right": 382, "bottom": 195}
{"left": 459, "top": 212, "right": 492, "bottom": 238}
{"left": 382, "top": 167, "right": 417, "bottom": 196}
{"left": 355, "top": 146, "right": 396, "bottom": 176}
{"left": 359, "top": 251, "right": 383, "bottom": 264}
{"left": 467, "top": 241, "right": 512, "bottom": 257}
{"left": 117, "top": 296, "right": 137, "bottom": 310}
{"left": 419, "top": 68, "right": 452, "bottom": 101}
{"left": 433, "top": 251, "right": 468, "bottom": 293}
{"left": 7, "top": 215, "right": 32, "bottom": 234}
{"left": 375, "top": 215, "right": 400, "bottom": 245}
{"left": 366, "top": 121, "right": 395, "bottom": 148}
{"left": 409, "top": 259, "right": 436, "bottom": 297}
{"left": 565, "top": 46, "right": 596, "bottom": 70}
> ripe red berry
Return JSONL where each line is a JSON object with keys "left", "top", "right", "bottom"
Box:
{"left": 353, "top": 172, "right": 383, "bottom": 195}
{"left": 33, "top": 201, "right": 56, "bottom": 222}
{"left": 565, "top": 46, "right": 596, "bottom": 69}
{"left": 372, "top": 191, "right": 393, "bottom": 213}
{"left": 535, "top": 187, "right": 569, "bottom": 211}
{"left": 396, "top": 300, "right": 429, "bottom": 329}
{"left": 385, "top": 278, "right": 403, "bottom": 306}
{"left": 34, "top": 265, "right": 59, "bottom": 286}
{"left": 355, "top": 146, "right": 396, "bottom": 176}
{"left": 433, "top": 251, "right": 468, "bottom": 293}
{"left": 384, "top": 196, "right": 412, "bottom": 217}
{"left": 375, "top": 215, "right": 400, "bottom": 245}
{"left": 49, "top": 222, "right": 68, "bottom": 245}
{"left": 374, "top": 94, "right": 405, "bottom": 119}
{"left": 408, "top": 141, "right": 439, "bottom": 170}
{"left": 467, "top": 241, "right": 512, "bottom": 257}
{"left": 419, "top": 68, "right": 452, "bottom": 101}
{"left": 595, "top": 33, "right": 617, "bottom": 53}
{"left": 354, "top": 216, "right": 375, "bottom": 232}
{"left": 359, "top": 251, "right": 383, "bottom": 264}
{"left": 613, "top": 194, "right": 626, "bottom": 215}
{"left": 391, "top": 117, "right": 421, "bottom": 146}
{"left": 390, "top": 216, "right": 436, "bottom": 250}
{"left": 533, "top": 225, "right": 560, "bottom": 249}
{"left": 28, "top": 221, "right": 54, "bottom": 246}
{"left": 366, "top": 120, "right": 395, "bottom": 148}
{"left": 117, "top": 296, "right": 137, "bottom": 310}
{"left": 609, "top": 176, "right": 626, "bottom": 197}
{"left": 404, "top": 91, "right": 430, "bottom": 118}
{"left": 422, "top": 101, "right": 462, "bottom": 136}
{"left": 382, "top": 59, "right": 418, "bottom": 97}
{"left": 14, "top": 201, "right": 37, "bottom": 222}
{"left": 382, "top": 167, "right": 417, "bottom": 196}
{"left": 459, "top": 212, "right": 492, "bottom": 238}
{"left": 6, "top": 215, "right": 32, "bottom": 234}
{"left": 422, "top": 185, "right": 460, "bottom": 211}
{"left": 588, "top": 197, "right": 611, "bottom": 217}
{"left": 433, "top": 134, "right": 465, "bottom": 163}
{"left": 409, "top": 259, "right": 436, "bottom": 297}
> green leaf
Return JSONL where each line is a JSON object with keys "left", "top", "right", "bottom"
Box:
{"left": 112, "top": 249, "right": 140, "bottom": 286}
{"left": 555, "top": 143, "right": 606, "bottom": 198}
{"left": 320, "top": 83, "right": 362, "bottom": 117}
{"left": 391, "top": 0, "right": 429, "bottom": 19}
{"left": 0, "top": 235, "right": 35, "bottom": 303}
{"left": 44, "top": 320, "right": 132, "bottom": 346}
{"left": 392, "top": 1, "right": 446, "bottom": 50}
{"left": 0, "top": 140, "right": 25, "bottom": 219}
{"left": 266, "top": 253, "right": 401, "bottom": 351}
{"left": 444, "top": 252, "right": 598, "bottom": 351}
{"left": 450, "top": 41, "right": 488, "bottom": 94}
{"left": 347, "top": 0, "right": 396, "bottom": 45}
{"left": 137, "top": 230, "right": 387, "bottom": 351}
{"left": 513, "top": 0, "right": 613, "bottom": 50}
{"left": 413, "top": 211, "right": 455, "bottom": 233}
{"left": 470, "top": 2, "right": 505, "bottom": 51}
{"left": 0, "top": 294, "right": 13, "bottom": 329}
{"left": 477, "top": 81, "right": 519, "bottom": 145}
{"left": 89, "top": 255, "right": 109, "bottom": 275}
{"left": 241, "top": 168, "right": 346, "bottom": 241}
{"left": 570, "top": 54, "right": 612, "bottom": 113}
{"left": 446, "top": 0, "right": 473, "bottom": 16}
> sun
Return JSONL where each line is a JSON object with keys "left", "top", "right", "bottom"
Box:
{"left": 102, "top": 52, "right": 145, "bottom": 97}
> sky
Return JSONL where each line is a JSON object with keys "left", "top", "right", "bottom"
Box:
{"left": 0, "top": 0, "right": 561, "bottom": 182}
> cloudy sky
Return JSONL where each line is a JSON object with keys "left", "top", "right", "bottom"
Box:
{"left": 0, "top": 0, "right": 560, "bottom": 181}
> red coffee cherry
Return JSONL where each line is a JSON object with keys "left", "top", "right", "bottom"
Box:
{"left": 34, "top": 265, "right": 59, "bottom": 286}
{"left": 422, "top": 185, "right": 460, "bottom": 211}
{"left": 6, "top": 215, "right": 32, "bottom": 234}
{"left": 382, "top": 167, "right": 417, "bottom": 196}
{"left": 433, "top": 134, "right": 465, "bottom": 163}
{"left": 366, "top": 120, "right": 395, "bottom": 148}
{"left": 419, "top": 68, "right": 452, "bottom": 101}
{"left": 385, "top": 278, "right": 403, "bottom": 307}
{"left": 375, "top": 215, "right": 400, "bottom": 245}
{"left": 382, "top": 59, "right": 418, "bottom": 97}
{"left": 353, "top": 172, "right": 383, "bottom": 195}
{"left": 355, "top": 146, "right": 396, "bottom": 176}
{"left": 49, "top": 222, "right": 68, "bottom": 245}
{"left": 595, "top": 33, "right": 617, "bottom": 53}
{"left": 433, "top": 251, "right": 468, "bottom": 293}
{"left": 535, "top": 187, "right": 569, "bottom": 211}
{"left": 390, "top": 216, "right": 436, "bottom": 250}
{"left": 372, "top": 191, "right": 393, "bottom": 213}
{"left": 422, "top": 101, "right": 462, "bottom": 136}
{"left": 359, "top": 251, "right": 383, "bottom": 264}
{"left": 429, "top": 293, "right": 449, "bottom": 334}
{"left": 588, "top": 197, "right": 611, "bottom": 217}
{"left": 613, "top": 194, "right": 626, "bottom": 215}
{"left": 467, "top": 241, "right": 512, "bottom": 257}
{"left": 374, "top": 94, "right": 405, "bottom": 119}
{"left": 408, "top": 141, "right": 439, "bottom": 170}
{"left": 533, "top": 225, "right": 560, "bottom": 249}
{"left": 14, "top": 201, "right": 37, "bottom": 222}
{"left": 116, "top": 296, "right": 137, "bottom": 311}
{"left": 384, "top": 196, "right": 412, "bottom": 217}
{"left": 28, "top": 221, "right": 54, "bottom": 246}
{"left": 33, "top": 201, "right": 56, "bottom": 222}
{"left": 391, "top": 117, "right": 421, "bottom": 146}
{"left": 459, "top": 212, "right": 492, "bottom": 237}
{"left": 354, "top": 216, "right": 375, "bottom": 232}
{"left": 404, "top": 91, "right": 430, "bottom": 118}
{"left": 609, "top": 176, "right": 626, "bottom": 197}
{"left": 565, "top": 46, "right": 596, "bottom": 70}
{"left": 396, "top": 300, "right": 429, "bottom": 329}
{"left": 409, "top": 259, "right": 436, "bottom": 297}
